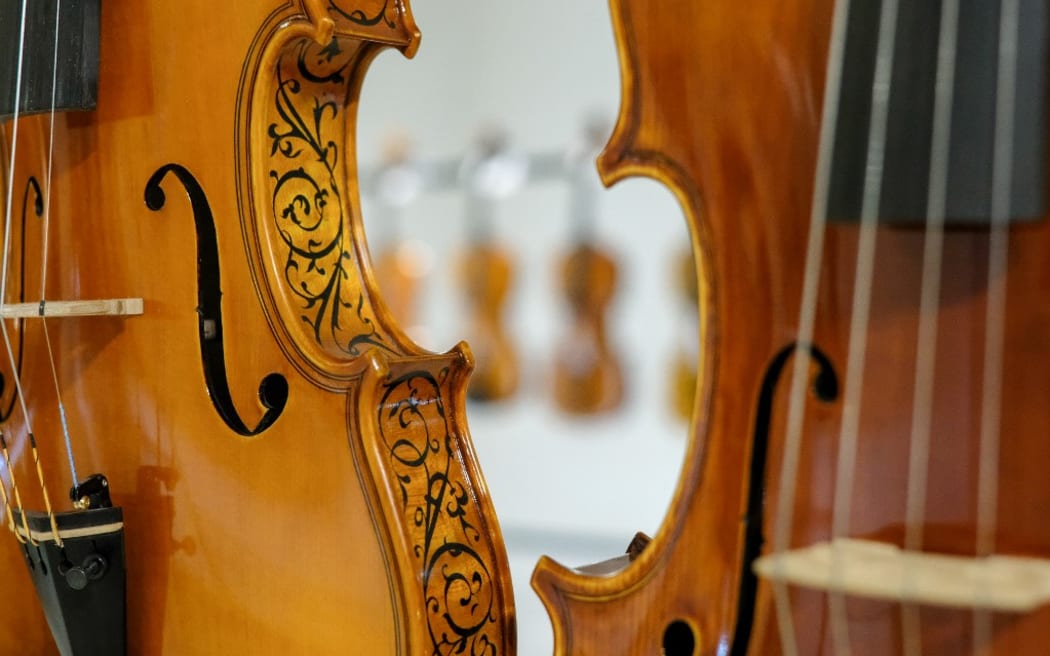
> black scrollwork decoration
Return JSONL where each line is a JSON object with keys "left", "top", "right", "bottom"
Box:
{"left": 730, "top": 342, "right": 838, "bottom": 656}
{"left": 145, "top": 164, "right": 288, "bottom": 437}
{"left": 377, "top": 368, "right": 498, "bottom": 656}
{"left": 267, "top": 37, "right": 395, "bottom": 358}
{"left": 0, "top": 176, "right": 41, "bottom": 422}
{"left": 327, "top": 0, "right": 397, "bottom": 29}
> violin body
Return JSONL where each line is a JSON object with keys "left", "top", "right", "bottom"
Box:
{"left": 461, "top": 243, "right": 519, "bottom": 402}
{"left": 0, "top": 1, "right": 514, "bottom": 653}
{"left": 374, "top": 244, "right": 422, "bottom": 330}
{"left": 533, "top": 1, "right": 1050, "bottom": 654}
{"left": 552, "top": 243, "right": 623, "bottom": 415}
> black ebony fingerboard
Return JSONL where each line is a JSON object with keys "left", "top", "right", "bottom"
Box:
{"left": 828, "top": 0, "right": 1047, "bottom": 225}
{"left": 0, "top": 0, "right": 101, "bottom": 121}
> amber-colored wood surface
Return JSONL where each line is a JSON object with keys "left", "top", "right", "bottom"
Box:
{"left": 533, "top": 2, "right": 1050, "bottom": 654}
{"left": 0, "top": 1, "right": 514, "bottom": 653}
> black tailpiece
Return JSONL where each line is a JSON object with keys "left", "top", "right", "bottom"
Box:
{"left": 14, "top": 474, "right": 126, "bottom": 656}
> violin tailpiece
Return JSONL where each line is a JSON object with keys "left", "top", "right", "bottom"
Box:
{"left": 13, "top": 504, "right": 125, "bottom": 656}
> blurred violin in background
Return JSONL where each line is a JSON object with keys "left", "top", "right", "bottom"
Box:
{"left": 552, "top": 119, "right": 624, "bottom": 415}
{"left": 459, "top": 130, "right": 526, "bottom": 403}
{"left": 370, "top": 132, "right": 433, "bottom": 344}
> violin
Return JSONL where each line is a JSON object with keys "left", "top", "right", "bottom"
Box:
{"left": 533, "top": 0, "right": 1050, "bottom": 654}
{"left": 552, "top": 244, "right": 622, "bottom": 415}
{"left": 552, "top": 123, "right": 624, "bottom": 415}
{"left": 461, "top": 242, "right": 518, "bottom": 402}
{"left": 0, "top": 1, "right": 514, "bottom": 653}
{"left": 371, "top": 133, "right": 429, "bottom": 340}
{"left": 459, "top": 132, "right": 525, "bottom": 403}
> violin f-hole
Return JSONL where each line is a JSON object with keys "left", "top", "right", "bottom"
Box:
{"left": 144, "top": 164, "right": 288, "bottom": 437}
{"left": 0, "top": 175, "right": 41, "bottom": 423}
{"left": 730, "top": 342, "right": 838, "bottom": 656}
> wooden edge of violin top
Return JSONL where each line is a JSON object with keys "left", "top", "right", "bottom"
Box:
{"left": 531, "top": 0, "right": 721, "bottom": 650}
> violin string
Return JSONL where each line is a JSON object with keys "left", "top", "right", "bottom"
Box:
{"left": 40, "top": 0, "right": 81, "bottom": 491}
{"left": 0, "top": 63, "right": 14, "bottom": 542}
{"left": 1, "top": 0, "right": 47, "bottom": 547}
{"left": 769, "top": 0, "right": 854, "bottom": 652}
{"left": 900, "top": 0, "right": 961, "bottom": 653}
{"left": 0, "top": 0, "right": 63, "bottom": 548}
{"left": 0, "top": 433, "right": 30, "bottom": 544}
{"left": 827, "top": 0, "right": 903, "bottom": 651}
{"left": 974, "top": 0, "right": 1019, "bottom": 650}
{"left": 0, "top": 458, "right": 13, "bottom": 536}
{"left": 0, "top": 146, "right": 22, "bottom": 545}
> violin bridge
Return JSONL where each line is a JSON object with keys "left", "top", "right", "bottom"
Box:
{"left": 0, "top": 298, "right": 144, "bottom": 319}
{"left": 753, "top": 538, "right": 1050, "bottom": 612}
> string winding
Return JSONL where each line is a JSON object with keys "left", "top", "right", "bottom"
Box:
{"left": 0, "top": 0, "right": 37, "bottom": 546}
{"left": 974, "top": 0, "right": 1020, "bottom": 650}
{"left": 0, "top": 0, "right": 64, "bottom": 548}
{"left": 771, "top": 1, "right": 1022, "bottom": 653}
{"left": 900, "top": 0, "right": 961, "bottom": 652}
{"left": 40, "top": 0, "right": 82, "bottom": 492}
{"left": 768, "top": 0, "right": 854, "bottom": 651}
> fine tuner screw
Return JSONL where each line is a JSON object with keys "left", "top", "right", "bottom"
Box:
{"left": 63, "top": 554, "right": 108, "bottom": 591}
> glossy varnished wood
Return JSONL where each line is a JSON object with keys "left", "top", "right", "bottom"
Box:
{"left": 533, "top": 2, "right": 1050, "bottom": 654}
{"left": 0, "top": 1, "right": 515, "bottom": 653}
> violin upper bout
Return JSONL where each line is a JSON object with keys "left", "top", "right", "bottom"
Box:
{"left": 237, "top": 1, "right": 423, "bottom": 388}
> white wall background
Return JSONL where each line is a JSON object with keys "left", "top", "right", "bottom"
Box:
{"left": 357, "top": 3, "right": 694, "bottom": 653}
